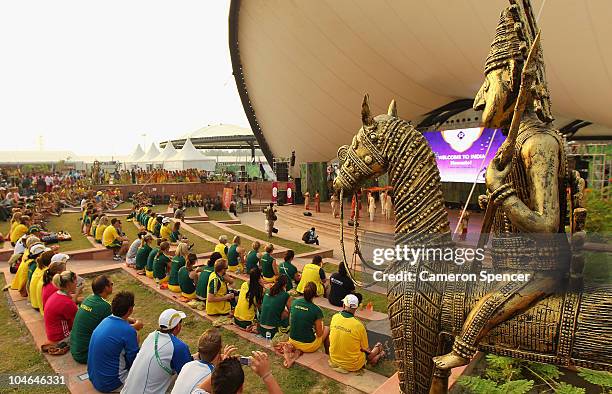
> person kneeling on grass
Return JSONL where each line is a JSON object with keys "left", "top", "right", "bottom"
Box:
{"left": 233, "top": 267, "right": 264, "bottom": 332}
{"left": 135, "top": 234, "right": 154, "bottom": 275}
{"left": 260, "top": 243, "right": 278, "bottom": 283}
{"left": 178, "top": 253, "right": 199, "bottom": 300}
{"left": 258, "top": 275, "right": 292, "bottom": 340}
{"left": 121, "top": 308, "right": 192, "bottom": 394}
{"left": 103, "top": 218, "right": 129, "bottom": 261}
{"left": 125, "top": 231, "right": 147, "bottom": 268}
{"left": 195, "top": 252, "right": 222, "bottom": 302}
{"left": 168, "top": 242, "right": 189, "bottom": 293}
{"left": 145, "top": 238, "right": 163, "bottom": 278}
{"left": 153, "top": 241, "right": 172, "bottom": 286}
{"left": 171, "top": 328, "right": 237, "bottom": 394}
{"left": 329, "top": 294, "right": 384, "bottom": 373}
{"left": 206, "top": 259, "right": 236, "bottom": 316}
{"left": 283, "top": 282, "right": 330, "bottom": 368}
{"left": 87, "top": 291, "right": 141, "bottom": 393}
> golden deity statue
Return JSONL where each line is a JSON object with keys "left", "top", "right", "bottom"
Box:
{"left": 333, "top": 1, "right": 610, "bottom": 393}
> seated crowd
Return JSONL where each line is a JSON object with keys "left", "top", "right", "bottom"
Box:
{"left": 4, "top": 184, "right": 384, "bottom": 393}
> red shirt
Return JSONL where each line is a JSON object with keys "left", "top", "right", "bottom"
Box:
{"left": 44, "top": 291, "right": 78, "bottom": 342}
{"left": 41, "top": 283, "right": 57, "bottom": 309}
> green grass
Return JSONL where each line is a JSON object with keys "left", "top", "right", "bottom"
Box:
{"left": 113, "top": 201, "right": 131, "bottom": 210}
{"left": 191, "top": 223, "right": 240, "bottom": 243}
{"left": 79, "top": 271, "right": 351, "bottom": 394}
{"left": 45, "top": 213, "right": 95, "bottom": 252}
{"left": 0, "top": 275, "right": 69, "bottom": 393}
{"left": 118, "top": 217, "right": 142, "bottom": 243}
{"left": 230, "top": 225, "right": 317, "bottom": 255}
{"left": 205, "top": 210, "right": 232, "bottom": 221}
{"left": 584, "top": 251, "right": 611, "bottom": 284}
{"left": 180, "top": 228, "right": 216, "bottom": 254}
{"left": 184, "top": 207, "right": 201, "bottom": 217}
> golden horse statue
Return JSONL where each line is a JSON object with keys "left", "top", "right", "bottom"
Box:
{"left": 332, "top": 95, "right": 611, "bottom": 393}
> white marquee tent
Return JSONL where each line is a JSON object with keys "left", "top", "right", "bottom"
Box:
{"left": 126, "top": 144, "right": 145, "bottom": 164}
{"left": 165, "top": 138, "right": 216, "bottom": 171}
{"left": 136, "top": 143, "right": 160, "bottom": 166}
{"left": 152, "top": 141, "right": 178, "bottom": 166}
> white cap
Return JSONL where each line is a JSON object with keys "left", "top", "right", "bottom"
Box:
{"left": 158, "top": 308, "right": 186, "bottom": 330}
{"left": 51, "top": 253, "right": 70, "bottom": 264}
{"left": 30, "top": 243, "right": 50, "bottom": 255}
{"left": 162, "top": 217, "right": 171, "bottom": 224}
{"left": 342, "top": 294, "right": 360, "bottom": 309}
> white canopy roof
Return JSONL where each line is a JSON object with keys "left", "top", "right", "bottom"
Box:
{"left": 128, "top": 144, "right": 145, "bottom": 162}
{"left": 232, "top": 0, "right": 612, "bottom": 164}
{"left": 152, "top": 141, "right": 177, "bottom": 163}
{"left": 137, "top": 143, "right": 160, "bottom": 163}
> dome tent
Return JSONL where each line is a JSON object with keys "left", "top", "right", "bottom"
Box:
{"left": 136, "top": 143, "right": 160, "bottom": 166}
{"left": 165, "top": 138, "right": 215, "bottom": 171}
{"left": 152, "top": 141, "right": 178, "bottom": 166}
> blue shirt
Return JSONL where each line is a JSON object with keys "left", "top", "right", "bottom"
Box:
{"left": 88, "top": 315, "right": 139, "bottom": 393}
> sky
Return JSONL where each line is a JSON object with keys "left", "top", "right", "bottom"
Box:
{"left": 0, "top": 0, "right": 250, "bottom": 157}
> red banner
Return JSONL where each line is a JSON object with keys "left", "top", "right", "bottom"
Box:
{"left": 271, "top": 182, "right": 278, "bottom": 204}
{"left": 286, "top": 182, "right": 294, "bottom": 204}
{"left": 222, "top": 187, "right": 233, "bottom": 210}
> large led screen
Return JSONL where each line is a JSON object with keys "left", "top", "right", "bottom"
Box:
{"left": 423, "top": 128, "right": 505, "bottom": 183}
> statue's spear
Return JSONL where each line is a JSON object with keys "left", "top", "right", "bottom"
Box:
{"left": 477, "top": 31, "right": 541, "bottom": 250}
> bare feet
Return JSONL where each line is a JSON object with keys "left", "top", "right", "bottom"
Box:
{"left": 282, "top": 343, "right": 301, "bottom": 368}
{"left": 433, "top": 351, "right": 470, "bottom": 370}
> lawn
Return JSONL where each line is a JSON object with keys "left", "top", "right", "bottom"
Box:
{"left": 45, "top": 213, "right": 94, "bottom": 252}
{"left": 205, "top": 210, "right": 233, "bottom": 221}
{"left": 183, "top": 206, "right": 201, "bottom": 217}
{"left": 113, "top": 201, "right": 131, "bottom": 210}
{"left": 79, "top": 271, "right": 353, "bottom": 394}
{"left": 0, "top": 275, "right": 69, "bottom": 394}
{"left": 190, "top": 223, "right": 241, "bottom": 243}
{"left": 118, "top": 217, "right": 142, "bottom": 242}
{"left": 229, "top": 225, "right": 317, "bottom": 255}
{"left": 181, "top": 227, "right": 216, "bottom": 254}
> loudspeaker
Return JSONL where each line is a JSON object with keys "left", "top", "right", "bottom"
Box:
{"left": 275, "top": 162, "right": 289, "bottom": 181}
{"left": 294, "top": 178, "right": 304, "bottom": 204}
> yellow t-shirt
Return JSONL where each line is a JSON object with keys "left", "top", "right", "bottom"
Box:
{"left": 95, "top": 224, "right": 108, "bottom": 241}
{"left": 160, "top": 225, "right": 172, "bottom": 240}
{"left": 234, "top": 281, "right": 256, "bottom": 322}
{"left": 102, "top": 225, "right": 119, "bottom": 247}
{"left": 29, "top": 266, "right": 47, "bottom": 311}
{"left": 329, "top": 311, "right": 368, "bottom": 372}
{"left": 11, "top": 250, "right": 30, "bottom": 290}
{"left": 214, "top": 243, "right": 228, "bottom": 260}
{"left": 147, "top": 217, "right": 156, "bottom": 232}
{"left": 10, "top": 224, "right": 28, "bottom": 244}
{"left": 296, "top": 263, "right": 325, "bottom": 296}
{"left": 205, "top": 272, "right": 231, "bottom": 315}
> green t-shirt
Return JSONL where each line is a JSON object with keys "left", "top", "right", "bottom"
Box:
{"left": 259, "top": 290, "right": 290, "bottom": 328}
{"left": 278, "top": 260, "right": 298, "bottom": 291}
{"left": 135, "top": 244, "right": 152, "bottom": 270}
{"left": 170, "top": 230, "right": 181, "bottom": 243}
{"left": 169, "top": 255, "right": 186, "bottom": 285}
{"left": 227, "top": 244, "right": 239, "bottom": 266}
{"left": 153, "top": 222, "right": 162, "bottom": 237}
{"left": 153, "top": 253, "right": 171, "bottom": 280}
{"left": 245, "top": 250, "right": 259, "bottom": 273}
{"left": 70, "top": 294, "right": 112, "bottom": 364}
{"left": 178, "top": 266, "right": 196, "bottom": 294}
{"left": 290, "top": 298, "right": 323, "bottom": 343}
{"left": 196, "top": 266, "right": 214, "bottom": 298}
{"left": 146, "top": 247, "right": 158, "bottom": 272}
{"left": 27, "top": 260, "right": 37, "bottom": 283}
{"left": 261, "top": 252, "right": 275, "bottom": 279}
